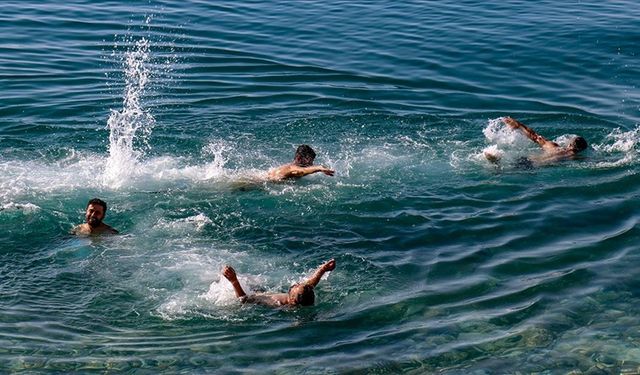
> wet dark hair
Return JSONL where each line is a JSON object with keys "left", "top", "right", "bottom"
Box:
{"left": 571, "top": 136, "right": 588, "bottom": 152}
{"left": 293, "top": 144, "right": 316, "bottom": 167}
{"left": 289, "top": 284, "right": 315, "bottom": 306}
{"left": 87, "top": 198, "right": 107, "bottom": 212}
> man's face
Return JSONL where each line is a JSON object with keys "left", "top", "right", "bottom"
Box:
{"left": 85, "top": 204, "right": 105, "bottom": 228}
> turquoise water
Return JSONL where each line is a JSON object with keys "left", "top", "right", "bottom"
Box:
{"left": 1, "top": 1, "right": 640, "bottom": 373}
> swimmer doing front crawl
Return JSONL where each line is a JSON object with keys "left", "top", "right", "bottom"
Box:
{"left": 485, "top": 117, "right": 588, "bottom": 168}
{"left": 222, "top": 259, "right": 336, "bottom": 307}
{"left": 71, "top": 198, "right": 118, "bottom": 235}
{"left": 267, "top": 144, "right": 334, "bottom": 181}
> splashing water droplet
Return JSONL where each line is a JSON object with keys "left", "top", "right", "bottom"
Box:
{"left": 103, "top": 38, "right": 155, "bottom": 189}
{"left": 483, "top": 117, "right": 526, "bottom": 145}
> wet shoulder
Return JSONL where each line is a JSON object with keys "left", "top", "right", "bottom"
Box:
{"left": 268, "top": 164, "right": 295, "bottom": 180}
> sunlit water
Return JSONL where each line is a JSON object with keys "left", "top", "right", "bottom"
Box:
{"left": 1, "top": 1, "right": 640, "bottom": 373}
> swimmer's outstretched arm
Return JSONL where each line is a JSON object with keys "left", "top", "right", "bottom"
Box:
{"left": 312, "top": 166, "right": 335, "bottom": 176}
{"left": 268, "top": 165, "right": 335, "bottom": 180}
{"left": 289, "top": 166, "right": 335, "bottom": 178}
{"left": 305, "top": 259, "right": 336, "bottom": 287}
{"left": 222, "top": 266, "right": 247, "bottom": 299}
{"left": 502, "top": 117, "right": 559, "bottom": 151}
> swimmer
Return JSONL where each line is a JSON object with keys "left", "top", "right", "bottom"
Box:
{"left": 71, "top": 198, "right": 119, "bottom": 235}
{"left": 267, "top": 144, "right": 335, "bottom": 181}
{"left": 222, "top": 259, "right": 336, "bottom": 307}
{"left": 485, "top": 117, "right": 588, "bottom": 167}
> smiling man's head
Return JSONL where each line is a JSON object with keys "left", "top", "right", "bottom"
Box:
{"left": 85, "top": 198, "right": 107, "bottom": 228}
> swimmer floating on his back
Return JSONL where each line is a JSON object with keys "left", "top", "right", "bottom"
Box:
{"left": 222, "top": 259, "right": 336, "bottom": 307}
{"left": 71, "top": 198, "right": 119, "bottom": 235}
{"left": 485, "top": 117, "right": 588, "bottom": 168}
{"left": 267, "top": 144, "right": 334, "bottom": 181}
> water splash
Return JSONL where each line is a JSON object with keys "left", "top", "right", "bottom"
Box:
{"left": 476, "top": 118, "right": 528, "bottom": 166}
{"left": 201, "top": 141, "right": 233, "bottom": 180}
{"left": 593, "top": 127, "right": 640, "bottom": 154}
{"left": 482, "top": 117, "right": 529, "bottom": 146}
{"left": 154, "top": 213, "right": 213, "bottom": 234}
{"left": 592, "top": 126, "right": 640, "bottom": 167}
{"left": 103, "top": 38, "right": 155, "bottom": 189}
{"left": 0, "top": 202, "right": 40, "bottom": 213}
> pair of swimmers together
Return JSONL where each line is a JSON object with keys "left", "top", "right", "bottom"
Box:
{"left": 268, "top": 116, "right": 588, "bottom": 178}
{"left": 71, "top": 116, "right": 588, "bottom": 307}
{"left": 263, "top": 117, "right": 588, "bottom": 172}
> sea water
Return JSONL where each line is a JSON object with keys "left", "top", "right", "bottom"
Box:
{"left": 1, "top": 1, "right": 640, "bottom": 373}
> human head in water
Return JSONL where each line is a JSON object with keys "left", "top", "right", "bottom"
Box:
{"left": 85, "top": 198, "right": 107, "bottom": 228}
{"left": 293, "top": 144, "right": 316, "bottom": 167}
{"left": 568, "top": 136, "right": 588, "bottom": 153}
{"left": 288, "top": 283, "right": 315, "bottom": 306}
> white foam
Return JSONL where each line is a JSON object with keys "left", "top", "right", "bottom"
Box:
{"left": 200, "top": 277, "right": 251, "bottom": 306}
{"left": 588, "top": 126, "right": 640, "bottom": 168}
{"left": 154, "top": 213, "right": 213, "bottom": 234}
{"left": 0, "top": 202, "right": 41, "bottom": 213}
{"left": 592, "top": 127, "right": 640, "bottom": 154}
{"left": 482, "top": 117, "right": 530, "bottom": 146}
{"left": 0, "top": 146, "right": 265, "bottom": 202}
{"left": 0, "top": 153, "right": 104, "bottom": 202}
{"left": 155, "top": 263, "right": 273, "bottom": 320}
{"left": 201, "top": 279, "right": 237, "bottom": 305}
{"left": 130, "top": 245, "right": 239, "bottom": 319}
{"left": 591, "top": 126, "right": 640, "bottom": 168}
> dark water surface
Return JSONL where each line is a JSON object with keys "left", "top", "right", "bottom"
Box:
{"left": 1, "top": 1, "right": 640, "bottom": 373}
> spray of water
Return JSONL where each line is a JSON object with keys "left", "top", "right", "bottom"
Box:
{"left": 478, "top": 118, "right": 532, "bottom": 162}
{"left": 593, "top": 127, "right": 640, "bottom": 154}
{"left": 483, "top": 117, "right": 522, "bottom": 145}
{"left": 201, "top": 141, "right": 233, "bottom": 180}
{"left": 592, "top": 126, "right": 640, "bottom": 167}
{"left": 103, "top": 38, "right": 155, "bottom": 188}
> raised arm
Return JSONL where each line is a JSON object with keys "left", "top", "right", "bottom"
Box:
{"left": 305, "top": 259, "right": 336, "bottom": 287}
{"left": 222, "top": 266, "right": 247, "bottom": 299}
{"left": 502, "top": 117, "right": 559, "bottom": 151}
